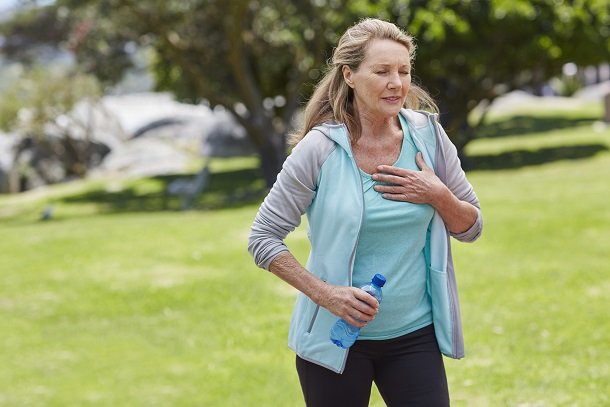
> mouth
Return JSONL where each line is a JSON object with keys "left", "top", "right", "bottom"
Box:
{"left": 382, "top": 96, "right": 402, "bottom": 103}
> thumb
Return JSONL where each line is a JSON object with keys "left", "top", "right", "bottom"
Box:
{"left": 415, "top": 152, "right": 429, "bottom": 171}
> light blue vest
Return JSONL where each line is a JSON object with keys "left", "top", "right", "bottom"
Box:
{"left": 287, "top": 110, "right": 462, "bottom": 373}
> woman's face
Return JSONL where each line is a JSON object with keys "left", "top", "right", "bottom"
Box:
{"left": 343, "top": 39, "right": 411, "bottom": 121}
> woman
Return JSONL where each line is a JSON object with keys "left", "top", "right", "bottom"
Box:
{"left": 248, "top": 18, "right": 482, "bottom": 406}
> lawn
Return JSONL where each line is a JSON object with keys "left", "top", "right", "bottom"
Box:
{"left": 1, "top": 101, "right": 609, "bottom": 406}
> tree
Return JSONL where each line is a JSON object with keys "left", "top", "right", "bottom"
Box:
{"left": 120, "top": 0, "right": 349, "bottom": 187}
{"left": 1, "top": 0, "right": 359, "bottom": 187}
{"left": 2, "top": 0, "right": 609, "bottom": 180}
{"left": 387, "top": 0, "right": 610, "bottom": 153}
{"left": 0, "top": 67, "right": 110, "bottom": 192}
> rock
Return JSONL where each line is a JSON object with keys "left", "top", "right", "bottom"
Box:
{"left": 91, "top": 137, "right": 190, "bottom": 178}
{"left": 0, "top": 92, "right": 256, "bottom": 191}
{"left": 0, "top": 132, "right": 18, "bottom": 193}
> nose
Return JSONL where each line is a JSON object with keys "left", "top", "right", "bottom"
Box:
{"left": 387, "top": 72, "right": 401, "bottom": 89}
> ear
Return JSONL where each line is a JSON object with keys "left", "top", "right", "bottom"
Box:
{"left": 342, "top": 65, "right": 354, "bottom": 88}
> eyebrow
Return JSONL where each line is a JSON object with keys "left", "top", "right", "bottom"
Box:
{"left": 371, "top": 64, "right": 411, "bottom": 68}
{"left": 371, "top": 64, "right": 411, "bottom": 69}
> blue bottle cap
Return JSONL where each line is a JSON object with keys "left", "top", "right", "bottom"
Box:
{"left": 372, "top": 273, "right": 386, "bottom": 287}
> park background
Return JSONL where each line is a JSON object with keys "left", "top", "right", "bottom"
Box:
{"left": 0, "top": 1, "right": 609, "bottom": 406}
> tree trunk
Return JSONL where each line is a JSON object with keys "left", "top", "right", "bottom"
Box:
{"left": 437, "top": 99, "right": 474, "bottom": 165}
{"left": 235, "top": 111, "right": 287, "bottom": 189}
{"left": 256, "top": 132, "right": 286, "bottom": 188}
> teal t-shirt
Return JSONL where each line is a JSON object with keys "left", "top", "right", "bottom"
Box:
{"left": 354, "top": 115, "right": 434, "bottom": 340}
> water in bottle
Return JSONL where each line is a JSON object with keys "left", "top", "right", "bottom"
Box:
{"left": 330, "top": 273, "right": 386, "bottom": 348}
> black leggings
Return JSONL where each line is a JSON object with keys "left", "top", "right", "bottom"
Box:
{"left": 296, "top": 324, "right": 450, "bottom": 407}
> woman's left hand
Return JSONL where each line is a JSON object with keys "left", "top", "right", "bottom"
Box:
{"left": 372, "top": 152, "right": 446, "bottom": 205}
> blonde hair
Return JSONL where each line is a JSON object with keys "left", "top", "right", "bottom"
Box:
{"left": 290, "top": 18, "right": 437, "bottom": 145}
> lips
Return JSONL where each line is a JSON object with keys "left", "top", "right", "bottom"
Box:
{"left": 382, "top": 96, "right": 401, "bottom": 102}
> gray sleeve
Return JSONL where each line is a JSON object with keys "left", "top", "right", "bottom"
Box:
{"left": 435, "top": 121, "right": 483, "bottom": 242}
{"left": 248, "top": 129, "right": 335, "bottom": 270}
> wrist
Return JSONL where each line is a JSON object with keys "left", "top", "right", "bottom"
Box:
{"left": 310, "top": 280, "right": 331, "bottom": 307}
{"left": 430, "top": 183, "right": 451, "bottom": 209}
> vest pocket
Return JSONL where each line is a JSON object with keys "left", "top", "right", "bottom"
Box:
{"left": 303, "top": 273, "right": 327, "bottom": 335}
{"left": 306, "top": 304, "right": 321, "bottom": 334}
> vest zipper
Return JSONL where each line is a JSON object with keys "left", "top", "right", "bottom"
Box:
{"left": 306, "top": 304, "right": 321, "bottom": 334}
{"left": 339, "top": 132, "right": 366, "bottom": 372}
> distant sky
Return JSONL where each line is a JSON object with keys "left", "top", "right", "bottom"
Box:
{"left": 0, "top": 0, "right": 18, "bottom": 16}
{"left": 0, "top": 0, "right": 55, "bottom": 20}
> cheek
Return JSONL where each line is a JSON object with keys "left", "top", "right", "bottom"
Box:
{"left": 365, "top": 79, "right": 385, "bottom": 93}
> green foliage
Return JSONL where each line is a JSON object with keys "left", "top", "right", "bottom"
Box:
{"left": 550, "top": 75, "right": 583, "bottom": 97}
{"left": 0, "top": 67, "right": 104, "bottom": 191}
{"left": 64, "top": 9, "right": 134, "bottom": 85}
{"left": 387, "top": 0, "right": 610, "bottom": 147}
{"left": 0, "top": 3, "right": 71, "bottom": 64}
{"left": 0, "top": 85, "right": 22, "bottom": 132}
{"left": 0, "top": 67, "right": 102, "bottom": 136}
{"left": 2, "top": 0, "right": 609, "bottom": 182}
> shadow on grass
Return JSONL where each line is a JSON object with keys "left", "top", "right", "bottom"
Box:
{"left": 466, "top": 144, "right": 609, "bottom": 171}
{"left": 48, "top": 115, "right": 607, "bottom": 213}
{"left": 57, "top": 145, "right": 608, "bottom": 213}
{"left": 59, "top": 167, "right": 267, "bottom": 213}
{"left": 463, "top": 113, "right": 608, "bottom": 170}
{"left": 475, "top": 114, "right": 599, "bottom": 139}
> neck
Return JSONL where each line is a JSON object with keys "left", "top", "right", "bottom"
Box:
{"left": 357, "top": 109, "right": 401, "bottom": 141}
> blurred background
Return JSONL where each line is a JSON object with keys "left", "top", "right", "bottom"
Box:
{"left": 0, "top": 1, "right": 608, "bottom": 406}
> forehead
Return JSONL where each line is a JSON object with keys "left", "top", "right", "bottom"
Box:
{"left": 362, "top": 39, "right": 411, "bottom": 66}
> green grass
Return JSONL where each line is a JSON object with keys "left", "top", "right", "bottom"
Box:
{"left": 1, "top": 104, "right": 609, "bottom": 406}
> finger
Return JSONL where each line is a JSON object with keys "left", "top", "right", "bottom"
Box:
{"left": 354, "top": 299, "right": 378, "bottom": 317}
{"left": 375, "top": 165, "right": 406, "bottom": 176}
{"left": 373, "top": 184, "right": 403, "bottom": 194}
{"left": 342, "top": 304, "right": 372, "bottom": 325}
{"left": 372, "top": 172, "right": 412, "bottom": 185}
{"left": 377, "top": 192, "right": 407, "bottom": 202}
{"left": 346, "top": 315, "right": 367, "bottom": 328}
{"left": 351, "top": 309, "right": 373, "bottom": 323}
{"left": 415, "top": 152, "right": 429, "bottom": 170}
{"left": 354, "top": 290, "right": 380, "bottom": 311}
{"left": 373, "top": 179, "right": 402, "bottom": 191}
{"left": 346, "top": 309, "right": 373, "bottom": 326}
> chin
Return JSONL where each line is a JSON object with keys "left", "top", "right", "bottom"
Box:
{"left": 381, "top": 107, "right": 402, "bottom": 117}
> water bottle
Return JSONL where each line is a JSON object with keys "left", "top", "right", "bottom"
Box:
{"left": 330, "top": 273, "right": 386, "bottom": 349}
